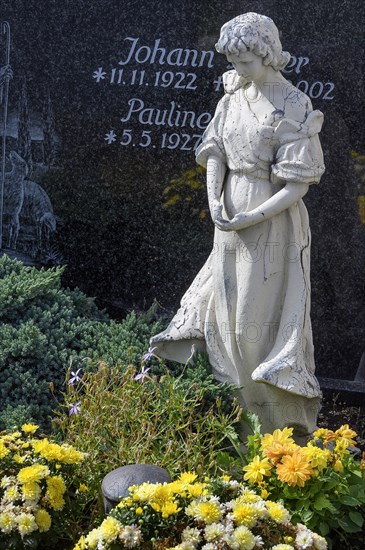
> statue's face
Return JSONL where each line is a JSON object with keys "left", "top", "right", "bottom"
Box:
{"left": 225, "top": 50, "right": 265, "bottom": 83}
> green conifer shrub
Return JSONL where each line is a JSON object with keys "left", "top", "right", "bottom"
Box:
{"left": 0, "top": 256, "right": 236, "bottom": 430}
{"left": 0, "top": 256, "right": 164, "bottom": 429}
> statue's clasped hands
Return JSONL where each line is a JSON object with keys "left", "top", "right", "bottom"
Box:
{"left": 211, "top": 200, "right": 251, "bottom": 232}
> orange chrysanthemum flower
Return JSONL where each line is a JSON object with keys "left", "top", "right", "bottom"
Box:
{"left": 276, "top": 451, "right": 313, "bottom": 487}
{"left": 262, "top": 441, "right": 299, "bottom": 462}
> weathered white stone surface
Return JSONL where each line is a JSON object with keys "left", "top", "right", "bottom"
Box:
{"left": 151, "top": 13, "right": 325, "bottom": 434}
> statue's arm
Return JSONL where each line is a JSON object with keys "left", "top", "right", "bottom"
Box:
{"left": 214, "top": 182, "right": 309, "bottom": 232}
{"left": 206, "top": 155, "right": 227, "bottom": 225}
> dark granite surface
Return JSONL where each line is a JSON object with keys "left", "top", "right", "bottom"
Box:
{"left": 0, "top": 0, "right": 364, "bottom": 380}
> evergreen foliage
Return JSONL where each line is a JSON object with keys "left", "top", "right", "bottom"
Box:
{"left": 0, "top": 255, "right": 236, "bottom": 431}
{"left": 0, "top": 255, "right": 165, "bottom": 429}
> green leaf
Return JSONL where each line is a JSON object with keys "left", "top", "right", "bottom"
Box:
{"left": 300, "top": 498, "right": 311, "bottom": 510}
{"left": 241, "top": 410, "right": 261, "bottom": 436}
{"left": 349, "top": 510, "right": 364, "bottom": 528}
{"left": 313, "top": 494, "right": 337, "bottom": 513}
{"left": 339, "top": 495, "right": 361, "bottom": 506}
{"left": 337, "top": 517, "right": 362, "bottom": 533}
{"left": 319, "top": 521, "right": 330, "bottom": 536}
{"left": 301, "top": 509, "right": 314, "bottom": 523}
{"left": 215, "top": 451, "right": 238, "bottom": 470}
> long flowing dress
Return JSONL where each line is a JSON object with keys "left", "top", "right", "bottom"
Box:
{"left": 151, "top": 70, "right": 325, "bottom": 435}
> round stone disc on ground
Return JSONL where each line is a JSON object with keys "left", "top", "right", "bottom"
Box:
{"left": 102, "top": 464, "right": 171, "bottom": 514}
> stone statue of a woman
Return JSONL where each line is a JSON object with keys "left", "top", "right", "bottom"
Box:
{"left": 151, "top": 13, "right": 325, "bottom": 436}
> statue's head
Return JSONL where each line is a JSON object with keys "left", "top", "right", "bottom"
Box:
{"left": 215, "top": 12, "right": 291, "bottom": 72}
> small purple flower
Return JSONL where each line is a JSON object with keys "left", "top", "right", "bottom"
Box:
{"left": 69, "top": 402, "right": 81, "bottom": 416}
{"left": 134, "top": 365, "right": 151, "bottom": 382}
{"left": 141, "top": 346, "right": 157, "bottom": 363}
{"left": 68, "top": 368, "right": 82, "bottom": 385}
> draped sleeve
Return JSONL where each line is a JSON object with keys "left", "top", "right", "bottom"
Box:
{"left": 195, "top": 95, "right": 229, "bottom": 168}
{"left": 271, "top": 110, "right": 325, "bottom": 185}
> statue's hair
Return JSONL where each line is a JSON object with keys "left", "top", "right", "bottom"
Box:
{"left": 215, "top": 12, "right": 291, "bottom": 71}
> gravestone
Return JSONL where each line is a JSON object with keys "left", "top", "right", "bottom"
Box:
{"left": 0, "top": 0, "right": 364, "bottom": 382}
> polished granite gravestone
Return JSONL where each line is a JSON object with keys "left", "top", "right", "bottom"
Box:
{"left": 0, "top": 0, "right": 364, "bottom": 382}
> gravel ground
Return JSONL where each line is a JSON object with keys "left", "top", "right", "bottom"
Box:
{"left": 317, "top": 393, "right": 365, "bottom": 550}
{"left": 318, "top": 392, "right": 365, "bottom": 450}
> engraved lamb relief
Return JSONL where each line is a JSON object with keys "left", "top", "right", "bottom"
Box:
{"left": 0, "top": 22, "right": 61, "bottom": 264}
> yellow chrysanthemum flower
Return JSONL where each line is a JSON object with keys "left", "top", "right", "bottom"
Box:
{"left": 117, "top": 496, "right": 133, "bottom": 508}
{"left": 16, "top": 512, "right": 38, "bottom": 537}
{"left": 84, "top": 527, "right": 100, "bottom": 548}
{"left": 0, "top": 511, "right": 16, "bottom": 533}
{"left": 73, "top": 535, "right": 87, "bottom": 550}
{"left": 4, "top": 485, "right": 20, "bottom": 502}
{"left": 243, "top": 455, "right": 272, "bottom": 484}
{"left": 0, "top": 440, "right": 9, "bottom": 459}
{"left": 21, "top": 423, "right": 39, "bottom": 435}
{"left": 1, "top": 475, "right": 14, "bottom": 489}
{"left": 161, "top": 501, "right": 181, "bottom": 518}
{"left": 78, "top": 483, "right": 89, "bottom": 493}
{"left": 151, "top": 502, "right": 161, "bottom": 512}
{"left": 13, "top": 453, "right": 26, "bottom": 464}
{"left": 152, "top": 484, "right": 174, "bottom": 506}
{"left": 46, "top": 475, "right": 66, "bottom": 510}
{"left": 204, "top": 523, "right": 225, "bottom": 541}
{"left": 47, "top": 494, "right": 65, "bottom": 511}
{"left": 271, "top": 545, "right": 295, "bottom": 550}
{"left": 333, "top": 458, "right": 344, "bottom": 473}
{"left": 302, "top": 446, "right": 330, "bottom": 471}
{"left": 187, "top": 482, "right": 207, "bottom": 498}
{"left": 17, "top": 464, "right": 50, "bottom": 484}
{"left": 266, "top": 503, "right": 290, "bottom": 523}
{"left": 130, "top": 482, "right": 157, "bottom": 502}
{"left": 166, "top": 480, "right": 186, "bottom": 496}
{"left": 232, "top": 503, "right": 258, "bottom": 528}
{"left": 335, "top": 424, "right": 357, "bottom": 447}
{"left": 191, "top": 501, "right": 221, "bottom": 524}
{"left": 35, "top": 508, "right": 52, "bottom": 532}
{"left": 22, "top": 481, "right": 42, "bottom": 501}
{"left": 312, "top": 428, "right": 336, "bottom": 444}
{"left": 260, "top": 427, "right": 294, "bottom": 450}
{"left": 32, "top": 439, "right": 85, "bottom": 464}
{"left": 237, "top": 488, "right": 261, "bottom": 504}
{"left": 276, "top": 451, "right": 313, "bottom": 487}
{"left": 99, "top": 516, "right": 122, "bottom": 543}
{"left": 312, "top": 532, "right": 328, "bottom": 550}
{"left": 232, "top": 525, "right": 255, "bottom": 550}
{"left": 221, "top": 475, "right": 231, "bottom": 482}
{"left": 46, "top": 475, "right": 66, "bottom": 494}
{"left": 1, "top": 434, "right": 15, "bottom": 442}
{"left": 178, "top": 472, "right": 198, "bottom": 484}
{"left": 334, "top": 439, "right": 350, "bottom": 457}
